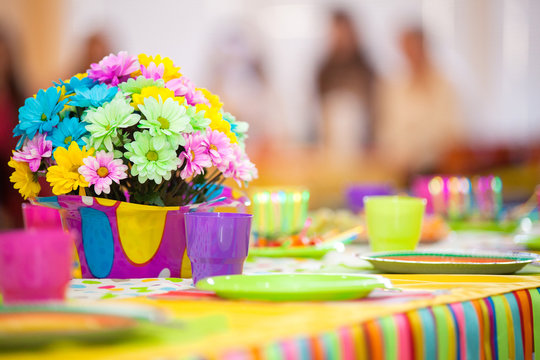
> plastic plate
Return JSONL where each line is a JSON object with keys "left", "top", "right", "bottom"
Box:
{"left": 361, "top": 250, "right": 537, "bottom": 274}
{"left": 196, "top": 273, "right": 391, "bottom": 301}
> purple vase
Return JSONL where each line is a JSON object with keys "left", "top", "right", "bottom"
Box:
{"left": 185, "top": 212, "right": 252, "bottom": 284}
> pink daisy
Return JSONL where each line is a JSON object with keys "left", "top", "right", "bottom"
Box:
{"left": 190, "top": 89, "right": 210, "bottom": 106}
{"left": 12, "top": 134, "right": 52, "bottom": 172}
{"left": 79, "top": 151, "right": 128, "bottom": 195}
{"left": 219, "top": 145, "right": 258, "bottom": 185}
{"left": 166, "top": 76, "right": 196, "bottom": 102}
{"left": 179, "top": 133, "right": 212, "bottom": 179}
{"left": 140, "top": 62, "right": 164, "bottom": 81}
{"left": 204, "top": 129, "right": 234, "bottom": 166}
{"left": 88, "top": 51, "right": 139, "bottom": 86}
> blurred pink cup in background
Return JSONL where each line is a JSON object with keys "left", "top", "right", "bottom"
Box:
{"left": 0, "top": 229, "right": 73, "bottom": 304}
{"left": 22, "top": 203, "right": 64, "bottom": 230}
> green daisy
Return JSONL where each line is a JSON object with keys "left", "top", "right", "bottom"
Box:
{"left": 119, "top": 76, "right": 165, "bottom": 95}
{"left": 184, "top": 105, "right": 211, "bottom": 132}
{"left": 138, "top": 97, "right": 190, "bottom": 149}
{"left": 124, "top": 130, "right": 181, "bottom": 184}
{"left": 84, "top": 97, "right": 140, "bottom": 152}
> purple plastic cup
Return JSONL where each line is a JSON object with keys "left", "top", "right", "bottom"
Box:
{"left": 346, "top": 184, "right": 394, "bottom": 213}
{"left": 185, "top": 212, "right": 252, "bottom": 284}
{"left": 22, "top": 203, "right": 63, "bottom": 230}
{"left": 0, "top": 229, "right": 73, "bottom": 304}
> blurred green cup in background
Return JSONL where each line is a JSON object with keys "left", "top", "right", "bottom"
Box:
{"left": 364, "top": 196, "right": 426, "bottom": 252}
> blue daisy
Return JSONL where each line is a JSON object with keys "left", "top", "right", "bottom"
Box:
{"left": 49, "top": 116, "right": 89, "bottom": 150}
{"left": 54, "top": 75, "right": 96, "bottom": 94}
{"left": 69, "top": 83, "right": 118, "bottom": 108}
{"left": 13, "top": 87, "right": 68, "bottom": 148}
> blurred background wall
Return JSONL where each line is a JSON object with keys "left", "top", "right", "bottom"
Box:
{"left": 0, "top": 0, "right": 539, "bottom": 215}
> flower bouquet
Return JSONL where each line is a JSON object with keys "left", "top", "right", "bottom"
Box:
{"left": 8, "top": 52, "right": 257, "bottom": 278}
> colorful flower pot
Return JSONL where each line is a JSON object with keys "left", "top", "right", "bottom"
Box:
{"left": 31, "top": 195, "right": 227, "bottom": 279}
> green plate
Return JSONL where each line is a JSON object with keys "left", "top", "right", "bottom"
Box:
{"left": 0, "top": 311, "right": 138, "bottom": 350}
{"left": 248, "top": 245, "right": 338, "bottom": 259}
{"left": 196, "top": 274, "right": 391, "bottom": 301}
{"left": 0, "top": 303, "right": 167, "bottom": 351}
{"left": 515, "top": 234, "right": 540, "bottom": 250}
{"left": 361, "top": 251, "right": 537, "bottom": 274}
{"left": 447, "top": 220, "right": 519, "bottom": 233}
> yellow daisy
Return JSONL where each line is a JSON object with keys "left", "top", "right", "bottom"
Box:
{"left": 131, "top": 86, "right": 185, "bottom": 110}
{"left": 195, "top": 88, "right": 223, "bottom": 114}
{"left": 56, "top": 85, "right": 75, "bottom": 112}
{"left": 194, "top": 89, "right": 237, "bottom": 143}
{"left": 208, "top": 116, "right": 230, "bottom": 134}
{"left": 132, "top": 54, "right": 182, "bottom": 82}
{"left": 8, "top": 158, "right": 41, "bottom": 200}
{"left": 46, "top": 142, "right": 94, "bottom": 195}
{"left": 208, "top": 117, "right": 237, "bottom": 144}
{"left": 199, "top": 88, "right": 223, "bottom": 109}
{"left": 72, "top": 73, "right": 88, "bottom": 80}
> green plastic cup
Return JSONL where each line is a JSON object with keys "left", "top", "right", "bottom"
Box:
{"left": 364, "top": 196, "right": 426, "bottom": 252}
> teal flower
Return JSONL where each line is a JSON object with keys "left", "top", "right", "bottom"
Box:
{"left": 138, "top": 97, "right": 190, "bottom": 148}
{"left": 184, "top": 105, "right": 210, "bottom": 132}
{"left": 124, "top": 131, "right": 181, "bottom": 184}
{"left": 118, "top": 75, "right": 164, "bottom": 95}
{"left": 54, "top": 75, "right": 96, "bottom": 94}
{"left": 85, "top": 97, "right": 140, "bottom": 152}
{"left": 49, "top": 116, "right": 89, "bottom": 150}
{"left": 69, "top": 84, "right": 118, "bottom": 108}
{"left": 13, "top": 87, "right": 68, "bottom": 148}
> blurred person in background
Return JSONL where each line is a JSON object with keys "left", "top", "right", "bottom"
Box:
{"left": 75, "top": 31, "right": 112, "bottom": 74}
{"left": 209, "top": 26, "right": 280, "bottom": 156}
{"left": 317, "top": 9, "right": 377, "bottom": 155}
{"left": 375, "top": 26, "right": 464, "bottom": 179}
{"left": 0, "top": 27, "right": 24, "bottom": 228}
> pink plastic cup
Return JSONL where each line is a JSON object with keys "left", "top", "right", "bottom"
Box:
{"left": 0, "top": 230, "right": 73, "bottom": 304}
{"left": 22, "top": 203, "right": 63, "bottom": 230}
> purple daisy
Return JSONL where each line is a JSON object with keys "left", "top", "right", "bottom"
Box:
{"left": 87, "top": 51, "right": 139, "bottom": 86}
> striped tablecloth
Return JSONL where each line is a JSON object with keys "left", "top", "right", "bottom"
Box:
{"left": 5, "top": 237, "right": 540, "bottom": 359}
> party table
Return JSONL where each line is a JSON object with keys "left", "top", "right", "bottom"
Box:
{"left": 3, "top": 233, "right": 540, "bottom": 360}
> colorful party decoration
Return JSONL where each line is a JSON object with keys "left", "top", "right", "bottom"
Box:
{"left": 412, "top": 175, "right": 502, "bottom": 220}
{"left": 251, "top": 188, "right": 310, "bottom": 240}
